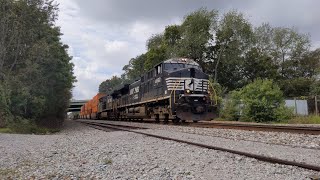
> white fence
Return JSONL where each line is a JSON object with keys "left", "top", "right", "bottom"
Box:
{"left": 285, "top": 100, "right": 308, "bottom": 116}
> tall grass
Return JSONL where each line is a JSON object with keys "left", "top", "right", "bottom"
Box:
{"left": 287, "top": 115, "right": 320, "bottom": 124}
{"left": 1, "top": 117, "right": 61, "bottom": 134}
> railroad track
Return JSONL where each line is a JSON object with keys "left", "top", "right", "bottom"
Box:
{"left": 78, "top": 120, "right": 320, "bottom": 172}
{"left": 82, "top": 118, "right": 320, "bottom": 135}
{"left": 191, "top": 121, "right": 320, "bottom": 135}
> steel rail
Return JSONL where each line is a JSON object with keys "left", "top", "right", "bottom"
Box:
{"left": 80, "top": 121, "right": 320, "bottom": 172}
{"left": 78, "top": 118, "right": 320, "bottom": 135}
{"left": 192, "top": 122, "right": 320, "bottom": 135}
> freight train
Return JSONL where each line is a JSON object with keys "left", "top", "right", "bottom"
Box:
{"left": 80, "top": 58, "right": 218, "bottom": 122}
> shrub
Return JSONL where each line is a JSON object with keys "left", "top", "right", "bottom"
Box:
{"left": 220, "top": 91, "right": 241, "bottom": 120}
{"left": 6, "top": 116, "right": 59, "bottom": 134}
{"left": 221, "top": 79, "right": 293, "bottom": 122}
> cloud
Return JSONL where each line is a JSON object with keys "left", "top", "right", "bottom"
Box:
{"left": 74, "top": 0, "right": 241, "bottom": 24}
{"left": 55, "top": 0, "right": 320, "bottom": 100}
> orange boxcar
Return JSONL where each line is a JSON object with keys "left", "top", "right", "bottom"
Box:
{"left": 90, "top": 93, "right": 106, "bottom": 119}
{"left": 80, "top": 93, "right": 106, "bottom": 119}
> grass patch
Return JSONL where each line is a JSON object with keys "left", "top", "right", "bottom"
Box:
{"left": 0, "top": 128, "right": 12, "bottom": 133}
{"left": 10, "top": 126, "right": 60, "bottom": 134}
{"left": 0, "top": 126, "right": 60, "bottom": 134}
{"left": 103, "top": 158, "right": 112, "bottom": 165}
{"left": 5, "top": 118, "right": 61, "bottom": 134}
{"left": 286, "top": 115, "right": 320, "bottom": 124}
{"left": 2, "top": 122, "right": 60, "bottom": 134}
{"left": 217, "top": 115, "right": 320, "bottom": 124}
{"left": 0, "top": 168, "right": 16, "bottom": 177}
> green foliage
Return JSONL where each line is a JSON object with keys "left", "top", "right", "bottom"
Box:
{"left": 113, "top": 8, "right": 319, "bottom": 101}
{"left": 220, "top": 91, "right": 242, "bottom": 121}
{"left": 311, "top": 80, "right": 320, "bottom": 95}
{"left": 0, "top": 0, "right": 75, "bottom": 130}
{"left": 99, "top": 76, "right": 123, "bottom": 94}
{"left": 164, "top": 25, "right": 181, "bottom": 47}
{"left": 164, "top": 25, "right": 182, "bottom": 57}
{"left": 0, "top": 128, "right": 12, "bottom": 133}
{"left": 221, "top": 79, "right": 293, "bottom": 122}
{"left": 243, "top": 48, "right": 278, "bottom": 82}
{"left": 213, "top": 10, "right": 254, "bottom": 89}
{"left": 5, "top": 116, "right": 60, "bottom": 134}
{"left": 122, "top": 54, "right": 147, "bottom": 81}
{"left": 178, "top": 8, "right": 218, "bottom": 64}
{"left": 286, "top": 115, "right": 320, "bottom": 124}
{"left": 146, "top": 34, "right": 164, "bottom": 50}
{"left": 278, "top": 78, "right": 314, "bottom": 97}
{"left": 145, "top": 45, "right": 168, "bottom": 70}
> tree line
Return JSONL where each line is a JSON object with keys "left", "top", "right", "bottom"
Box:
{"left": 99, "top": 8, "right": 320, "bottom": 98}
{"left": 0, "top": 0, "right": 75, "bottom": 131}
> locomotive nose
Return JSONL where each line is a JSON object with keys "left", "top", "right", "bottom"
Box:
{"left": 195, "top": 105, "right": 205, "bottom": 113}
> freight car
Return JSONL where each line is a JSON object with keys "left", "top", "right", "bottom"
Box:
{"left": 81, "top": 58, "right": 218, "bottom": 122}
{"left": 79, "top": 93, "right": 105, "bottom": 119}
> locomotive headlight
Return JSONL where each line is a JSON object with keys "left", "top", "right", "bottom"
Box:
{"left": 186, "top": 89, "right": 191, "bottom": 94}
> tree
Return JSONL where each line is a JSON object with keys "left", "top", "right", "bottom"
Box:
{"left": 243, "top": 48, "right": 278, "bottom": 82}
{"left": 163, "top": 25, "right": 181, "bottom": 58}
{"left": 0, "top": 0, "right": 75, "bottom": 129}
{"left": 164, "top": 25, "right": 181, "bottom": 47}
{"left": 99, "top": 76, "right": 122, "bottom": 94}
{"left": 144, "top": 45, "right": 167, "bottom": 70}
{"left": 178, "top": 8, "right": 218, "bottom": 67}
{"left": 146, "top": 34, "right": 164, "bottom": 50}
{"left": 122, "top": 54, "right": 146, "bottom": 80}
{"left": 142, "top": 33, "right": 168, "bottom": 71}
{"left": 117, "top": 8, "right": 319, "bottom": 99}
{"left": 213, "top": 10, "right": 254, "bottom": 89}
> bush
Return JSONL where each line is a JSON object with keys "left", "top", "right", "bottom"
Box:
{"left": 311, "top": 80, "right": 320, "bottom": 95}
{"left": 221, "top": 79, "right": 293, "bottom": 122}
{"left": 220, "top": 91, "right": 241, "bottom": 120}
{"left": 0, "top": 0, "right": 75, "bottom": 131}
{"left": 6, "top": 116, "right": 59, "bottom": 134}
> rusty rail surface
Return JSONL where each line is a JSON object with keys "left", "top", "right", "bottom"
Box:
{"left": 79, "top": 120, "right": 320, "bottom": 172}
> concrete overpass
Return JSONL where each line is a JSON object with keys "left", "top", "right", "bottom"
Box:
{"left": 68, "top": 100, "right": 88, "bottom": 112}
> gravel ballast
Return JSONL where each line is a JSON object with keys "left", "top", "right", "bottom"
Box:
{"left": 0, "top": 120, "right": 319, "bottom": 179}
{"left": 87, "top": 120, "right": 320, "bottom": 149}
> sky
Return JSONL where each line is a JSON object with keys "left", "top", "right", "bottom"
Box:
{"left": 55, "top": 0, "right": 320, "bottom": 100}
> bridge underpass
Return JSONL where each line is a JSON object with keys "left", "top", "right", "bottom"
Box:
{"left": 68, "top": 100, "right": 88, "bottom": 112}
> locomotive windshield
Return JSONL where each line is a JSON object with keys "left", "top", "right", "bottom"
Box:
{"left": 163, "top": 63, "right": 202, "bottom": 72}
{"left": 162, "top": 58, "right": 202, "bottom": 72}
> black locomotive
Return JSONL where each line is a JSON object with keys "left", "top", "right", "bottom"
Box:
{"left": 95, "top": 57, "right": 218, "bottom": 123}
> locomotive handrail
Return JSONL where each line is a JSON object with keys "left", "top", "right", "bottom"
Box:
{"left": 169, "top": 80, "right": 181, "bottom": 108}
{"left": 208, "top": 80, "right": 218, "bottom": 106}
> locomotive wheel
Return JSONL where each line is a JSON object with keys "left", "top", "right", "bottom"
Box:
{"left": 172, "top": 117, "right": 180, "bottom": 124}
{"left": 155, "top": 114, "right": 160, "bottom": 123}
{"left": 164, "top": 114, "right": 169, "bottom": 124}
